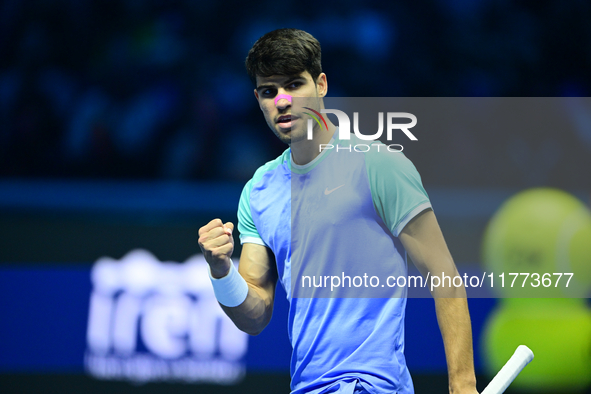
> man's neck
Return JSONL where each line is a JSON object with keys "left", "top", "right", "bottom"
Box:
{"left": 290, "top": 123, "right": 337, "bottom": 166}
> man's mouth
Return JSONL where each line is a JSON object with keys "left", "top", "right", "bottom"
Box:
{"left": 277, "top": 115, "right": 296, "bottom": 129}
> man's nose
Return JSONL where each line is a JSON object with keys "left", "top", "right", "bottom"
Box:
{"left": 274, "top": 93, "right": 292, "bottom": 109}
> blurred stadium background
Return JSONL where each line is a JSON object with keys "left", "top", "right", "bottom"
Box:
{"left": 1, "top": 0, "right": 590, "bottom": 393}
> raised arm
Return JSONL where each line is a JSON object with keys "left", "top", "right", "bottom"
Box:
{"left": 198, "top": 219, "right": 278, "bottom": 336}
{"left": 399, "top": 209, "right": 478, "bottom": 394}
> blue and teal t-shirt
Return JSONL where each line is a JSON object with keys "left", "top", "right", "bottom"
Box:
{"left": 238, "top": 129, "right": 431, "bottom": 394}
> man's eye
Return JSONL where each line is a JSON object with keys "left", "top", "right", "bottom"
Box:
{"left": 262, "top": 88, "right": 277, "bottom": 97}
{"left": 288, "top": 82, "right": 302, "bottom": 89}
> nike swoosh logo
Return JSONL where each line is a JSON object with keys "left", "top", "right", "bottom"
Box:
{"left": 324, "top": 184, "right": 345, "bottom": 195}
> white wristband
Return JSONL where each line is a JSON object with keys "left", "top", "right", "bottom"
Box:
{"left": 208, "top": 260, "right": 249, "bottom": 307}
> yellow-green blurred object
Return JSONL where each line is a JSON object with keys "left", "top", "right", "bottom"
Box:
{"left": 483, "top": 299, "right": 591, "bottom": 391}
{"left": 482, "top": 188, "right": 591, "bottom": 298}
{"left": 481, "top": 188, "right": 591, "bottom": 391}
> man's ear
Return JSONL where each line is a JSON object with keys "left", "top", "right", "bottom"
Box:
{"left": 254, "top": 88, "right": 263, "bottom": 109}
{"left": 316, "top": 73, "right": 328, "bottom": 97}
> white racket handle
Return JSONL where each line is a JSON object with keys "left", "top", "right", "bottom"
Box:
{"left": 482, "top": 345, "right": 534, "bottom": 394}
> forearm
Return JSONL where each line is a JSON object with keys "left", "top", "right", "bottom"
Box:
{"left": 199, "top": 221, "right": 277, "bottom": 336}
{"left": 209, "top": 248, "right": 277, "bottom": 336}
{"left": 220, "top": 284, "right": 274, "bottom": 336}
{"left": 434, "top": 295, "right": 477, "bottom": 393}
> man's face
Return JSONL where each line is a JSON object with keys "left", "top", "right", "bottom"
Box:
{"left": 254, "top": 71, "right": 327, "bottom": 145}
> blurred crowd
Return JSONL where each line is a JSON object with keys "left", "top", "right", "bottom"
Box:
{"left": 1, "top": 0, "right": 590, "bottom": 188}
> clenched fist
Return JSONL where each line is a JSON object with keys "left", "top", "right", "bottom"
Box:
{"left": 198, "top": 219, "right": 235, "bottom": 278}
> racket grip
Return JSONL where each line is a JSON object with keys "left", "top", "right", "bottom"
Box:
{"left": 481, "top": 345, "right": 534, "bottom": 394}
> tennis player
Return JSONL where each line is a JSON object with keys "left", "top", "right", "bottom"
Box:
{"left": 199, "top": 28, "right": 478, "bottom": 394}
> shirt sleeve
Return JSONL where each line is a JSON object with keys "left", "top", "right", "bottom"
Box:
{"left": 365, "top": 146, "right": 432, "bottom": 237}
{"left": 237, "top": 178, "right": 266, "bottom": 246}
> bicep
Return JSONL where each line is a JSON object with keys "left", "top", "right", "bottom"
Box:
{"left": 238, "top": 243, "right": 278, "bottom": 305}
{"left": 399, "top": 209, "right": 457, "bottom": 277}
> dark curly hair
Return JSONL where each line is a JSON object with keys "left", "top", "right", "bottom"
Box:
{"left": 245, "top": 28, "right": 322, "bottom": 86}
